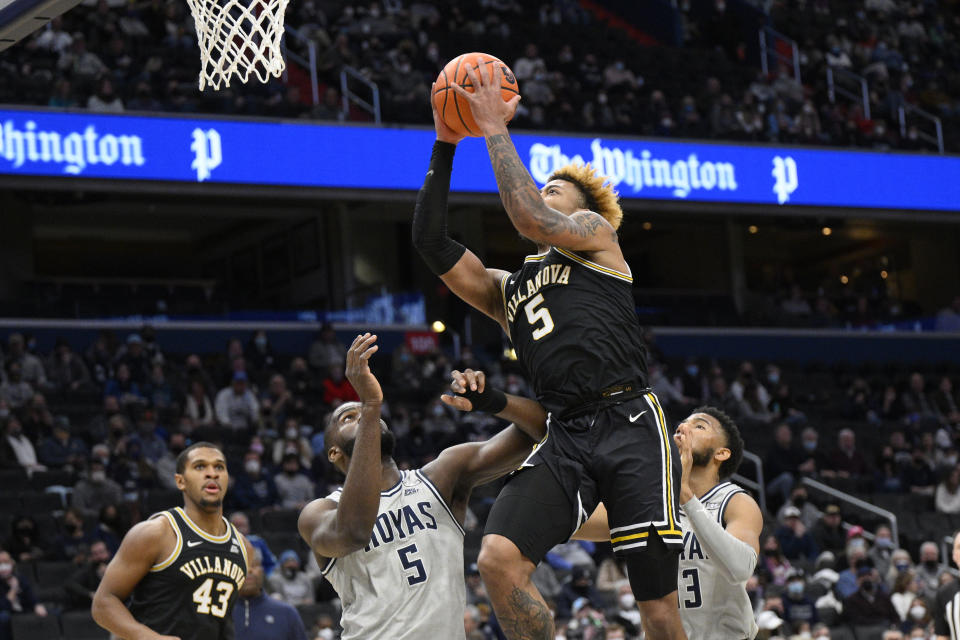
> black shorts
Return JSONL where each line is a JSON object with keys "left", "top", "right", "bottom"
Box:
{"left": 485, "top": 391, "right": 682, "bottom": 562}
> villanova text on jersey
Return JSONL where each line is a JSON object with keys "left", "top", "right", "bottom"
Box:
{"left": 128, "top": 507, "right": 247, "bottom": 640}
{"left": 500, "top": 247, "right": 647, "bottom": 414}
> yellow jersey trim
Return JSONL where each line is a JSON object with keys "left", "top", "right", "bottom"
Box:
{"left": 647, "top": 393, "right": 677, "bottom": 531}
{"left": 150, "top": 511, "right": 182, "bottom": 572}
{"left": 175, "top": 506, "right": 232, "bottom": 543}
{"left": 553, "top": 247, "right": 632, "bottom": 282}
{"left": 610, "top": 526, "right": 683, "bottom": 545}
{"left": 232, "top": 523, "right": 249, "bottom": 572}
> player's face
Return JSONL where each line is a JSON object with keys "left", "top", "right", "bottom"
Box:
{"left": 540, "top": 180, "right": 582, "bottom": 215}
{"left": 676, "top": 413, "right": 728, "bottom": 468}
{"left": 328, "top": 402, "right": 393, "bottom": 473}
{"left": 176, "top": 447, "right": 228, "bottom": 511}
{"left": 953, "top": 532, "right": 960, "bottom": 568}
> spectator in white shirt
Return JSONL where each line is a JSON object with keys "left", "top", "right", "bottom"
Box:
{"left": 215, "top": 371, "right": 260, "bottom": 430}
{"left": 1, "top": 416, "right": 45, "bottom": 474}
{"left": 935, "top": 465, "right": 960, "bottom": 514}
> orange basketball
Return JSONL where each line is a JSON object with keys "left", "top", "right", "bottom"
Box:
{"left": 432, "top": 52, "right": 520, "bottom": 138}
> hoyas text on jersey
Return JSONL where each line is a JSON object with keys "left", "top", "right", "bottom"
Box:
{"left": 365, "top": 502, "right": 438, "bottom": 552}
{"left": 680, "top": 530, "right": 710, "bottom": 561}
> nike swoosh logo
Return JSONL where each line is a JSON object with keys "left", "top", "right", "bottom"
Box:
{"left": 629, "top": 410, "right": 647, "bottom": 423}
{"left": 426, "top": 169, "right": 434, "bottom": 177}
{"left": 187, "top": 540, "right": 203, "bottom": 547}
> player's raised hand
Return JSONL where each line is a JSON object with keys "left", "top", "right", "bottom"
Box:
{"left": 431, "top": 82, "right": 465, "bottom": 145}
{"left": 674, "top": 430, "right": 695, "bottom": 504}
{"left": 441, "top": 368, "right": 487, "bottom": 411}
{"left": 452, "top": 61, "right": 521, "bottom": 136}
{"left": 345, "top": 333, "right": 382, "bottom": 404}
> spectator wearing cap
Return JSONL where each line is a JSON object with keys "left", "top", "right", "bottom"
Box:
{"left": 465, "top": 562, "right": 487, "bottom": 607}
{"left": 71, "top": 458, "right": 123, "bottom": 519}
{"left": 37, "top": 416, "right": 87, "bottom": 470}
{"left": 234, "top": 549, "right": 308, "bottom": 640}
{"left": 229, "top": 512, "right": 277, "bottom": 577}
{"left": 776, "top": 505, "right": 820, "bottom": 563}
{"left": 783, "top": 568, "right": 819, "bottom": 629}
{"left": 267, "top": 550, "right": 314, "bottom": 606}
{"left": 915, "top": 541, "right": 946, "bottom": 600}
{"left": 840, "top": 564, "right": 898, "bottom": 629}
{"left": 555, "top": 565, "right": 603, "bottom": 620}
{"left": 778, "top": 486, "right": 820, "bottom": 530}
{"left": 215, "top": 371, "right": 260, "bottom": 431}
{"left": 837, "top": 530, "right": 871, "bottom": 599}
{"left": 812, "top": 504, "right": 847, "bottom": 557}
{"left": 115, "top": 333, "right": 151, "bottom": 385}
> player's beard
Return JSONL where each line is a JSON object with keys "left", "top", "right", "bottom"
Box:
{"left": 193, "top": 487, "right": 223, "bottom": 511}
{"left": 691, "top": 446, "right": 714, "bottom": 468}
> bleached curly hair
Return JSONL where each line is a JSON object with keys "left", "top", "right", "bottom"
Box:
{"left": 548, "top": 163, "right": 623, "bottom": 231}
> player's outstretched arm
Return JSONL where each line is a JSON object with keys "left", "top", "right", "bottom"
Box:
{"left": 452, "top": 62, "right": 619, "bottom": 254}
{"left": 298, "top": 334, "right": 383, "bottom": 558}
{"left": 91, "top": 518, "right": 179, "bottom": 640}
{"left": 413, "top": 90, "right": 510, "bottom": 332}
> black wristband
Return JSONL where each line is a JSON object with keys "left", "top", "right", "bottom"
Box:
{"left": 456, "top": 386, "right": 508, "bottom": 414}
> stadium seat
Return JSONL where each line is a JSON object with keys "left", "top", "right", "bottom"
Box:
{"left": 35, "top": 561, "right": 77, "bottom": 588}
{"left": 0, "top": 469, "right": 29, "bottom": 490}
{"left": 18, "top": 492, "right": 65, "bottom": 514}
{"left": 10, "top": 613, "right": 60, "bottom": 640}
{"left": 59, "top": 610, "right": 109, "bottom": 639}
{"left": 262, "top": 532, "right": 304, "bottom": 558}
{"left": 261, "top": 509, "right": 300, "bottom": 533}
{"left": 0, "top": 495, "right": 21, "bottom": 512}
{"left": 29, "top": 470, "right": 74, "bottom": 490}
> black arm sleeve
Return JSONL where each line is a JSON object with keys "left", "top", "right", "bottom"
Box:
{"left": 412, "top": 141, "right": 467, "bottom": 275}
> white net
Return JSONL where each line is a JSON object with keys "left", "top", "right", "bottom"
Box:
{"left": 185, "top": 0, "right": 289, "bottom": 91}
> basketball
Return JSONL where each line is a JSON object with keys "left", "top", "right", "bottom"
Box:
{"left": 432, "top": 52, "right": 520, "bottom": 138}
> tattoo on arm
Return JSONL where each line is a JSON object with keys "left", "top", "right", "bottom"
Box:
{"left": 485, "top": 134, "right": 606, "bottom": 241}
{"left": 496, "top": 586, "right": 554, "bottom": 640}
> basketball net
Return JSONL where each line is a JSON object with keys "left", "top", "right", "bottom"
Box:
{"left": 185, "top": 0, "right": 288, "bottom": 90}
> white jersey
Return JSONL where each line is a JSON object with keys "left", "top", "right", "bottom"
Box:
{"left": 320, "top": 469, "right": 466, "bottom": 640}
{"left": 678, "top": 481, "right": 758, "bottom": 640}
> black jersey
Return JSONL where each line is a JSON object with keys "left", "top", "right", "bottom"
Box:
{"left": 935, "top": 578, "right": 960, "bottom": 639}
{"left": 129, "top": 507, "right": 248, "bottom": 640}
{"left": 500, "top": 247, "right": 648, "bottom": 414}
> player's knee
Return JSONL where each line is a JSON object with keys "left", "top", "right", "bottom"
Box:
{"left": 478, "top": 535, "right": 527, "bottom": 584}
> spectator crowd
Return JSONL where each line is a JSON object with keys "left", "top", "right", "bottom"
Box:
{"left": 1, "top": 322, "right": 960, "bottom": 638}
{"left": 1, "top": 0, "right": 956, "bottom": 152}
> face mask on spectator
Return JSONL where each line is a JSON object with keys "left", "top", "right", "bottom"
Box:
{"left": 619, "top": 594, "right": 635, "bottom": 609}
{"left": 432, "top": 405, "right": 444, "bottom": 417}
{"left": 245, "top": 460, "right": 260, "bottom": 475}
{"left": 286, "top": 428, "right": 298, "bottom": 440}
{"left": 787, "top": 582, "right": 804, "bottom": 598}
{"left": 90, "top": 470, "right": 106, "bottom": 483}
{"left": 0, "top": 563, "right": 12, "bottom": 578}
{"left": 803, "top": 440, "right": 817, "bottom": 452}
{"left": 861, "top": 579, "right": 876, "bottom": 593}
{"left": 910, "top": 605, "right": 926, "bottom": 620}
{"left": 686, "top": 364, "right": 698, "bottom": 377}
{"left": 875, "top": 537, "right": 893, "bottom": 549}
{"left": 254, "top": 336, "right": 267, "bottom": 349}
{"left": 924, "top": 560, "right": 938, "bottom": 571}
{"left": 317, "top": 630, "right": 334, "bottom": 640}
{"left": 895, "top": 562, "right": 910, "bottom": 572}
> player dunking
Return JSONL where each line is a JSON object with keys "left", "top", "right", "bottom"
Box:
{"left": 298, "top": 336, "right": 548, "bottom": 639}
{"left": 413, "top": 62, "right": 685, "bottom": 639}
{"left": 574, "top": 407, "right": 764, "bottom": 640}
{"left": 92, "top": 441, "right": 254, "bottom": 640}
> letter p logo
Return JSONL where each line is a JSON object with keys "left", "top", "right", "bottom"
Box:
{"left": 191, "top": 128, "right": 222, "bottom": 182}
{"left": 771, "top": 156, "right": 798, "bottom": 205}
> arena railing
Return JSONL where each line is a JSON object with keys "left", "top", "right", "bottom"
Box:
{"left": 898, "top": 104, "right": 944, "bottom": 154}
{"left": 340, "top": 65, "right": 381, "bottom": 124}
{"left": 801, "top": 477, "right": 899, "bottom": 548}
{"left": 280, "top": 24, "right": 320, "bottom": 105}
{"left": 732, "top": 449, "right": 767, "bottom": 515}
{"left": 759, "top": 26, "right": 801, "bottom": 83}
{"left": 827, "top": 65, "right": 871, "bottom": 121}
